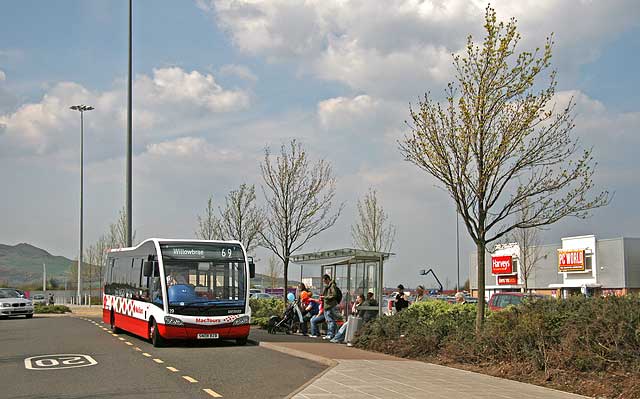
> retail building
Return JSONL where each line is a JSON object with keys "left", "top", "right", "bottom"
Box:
{"left": 469, "top": 235, "right": 640, "bottom": 299}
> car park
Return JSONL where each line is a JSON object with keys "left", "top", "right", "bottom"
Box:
{"left": 251, "top": 292, "right": 274, "bottom": 299}
{"left": 488, "top": 292, "right": 544, "bottom": 311}
{"left": 0, "top": 288, "right": 34, "bottom": 318}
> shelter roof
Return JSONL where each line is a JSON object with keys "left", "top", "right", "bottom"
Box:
{"left": 291, "top": 248, "right": 393, "bottom": 265}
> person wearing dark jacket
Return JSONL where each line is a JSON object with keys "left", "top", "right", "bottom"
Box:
{"left": 320, "top": 274, "right": 340, "bottom": 339}
{"left": 395, "top": 284, "right": 409, "bottom": 312}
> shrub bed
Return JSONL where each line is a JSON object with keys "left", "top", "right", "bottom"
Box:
{"left": 34, "top": 304, "right": 72, "bottom": 314}
{"left": 249, "top": 297, "right": 285, "bottom": 328}
{"left": 355, "top": 295, "right": 640, "bottom": 398}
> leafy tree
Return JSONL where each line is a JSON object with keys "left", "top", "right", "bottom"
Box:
{"left": 351, "top": 188, "right": 396, "bottom": 253}
{"left": 267, "top": 256, "right": 283, "bottom": 289}
{"left": 260, "top": 139, "right": 343, "bottom": 301}
{"left": 217, "top": 184, "right": 264, "bottom": 253}
{"left": 399, "top": 7, "right": 608, "bottom": 330}
{"left": 505, "top": 205, "right": 544, "bottom": 292}
{"left": 107, "top": 207, "right": 136, "bottom": 249}
{"left": 196, "top": 196, "right": 221, "bottom": 240}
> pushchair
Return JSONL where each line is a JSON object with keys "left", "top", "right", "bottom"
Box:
{"left": 267, "top": 299, "right": 300, "bottom": 334}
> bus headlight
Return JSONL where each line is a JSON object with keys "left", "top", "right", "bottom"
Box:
{"left": 232, "top": 315, "right": 250, "bottom": 326}
{"left": 164, "top": 316, "right": 184, "bottom": 326}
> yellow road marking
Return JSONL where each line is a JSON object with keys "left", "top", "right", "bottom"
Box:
{"left": 125, "top": 342, "right": 133, "bottom": 346}
{"left": 166, "top": 366, "right": 179, "bottom": 372}
{"left": 153, "top": 358, "right": 164, "bottom": 364}
{"left": 203, "top": 388, "right": 223, "bottom": 397}
{"left": 142, "top": 353, "right": 152, "bottom": 357}
{"left": 182, "top": 376, "right": 198, "bottom": 383}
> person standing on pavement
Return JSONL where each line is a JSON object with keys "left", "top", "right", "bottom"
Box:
{"left": 320, "top": 274, "right": 340, "bottom": 340}
{"left": 395, "top": 284, "right": 409, "bottom": 312}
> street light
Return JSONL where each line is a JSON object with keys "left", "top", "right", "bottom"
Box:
{"left": 70, "top": 104, "right": 94, "bottom": 305}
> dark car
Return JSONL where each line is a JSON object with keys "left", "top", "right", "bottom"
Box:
{"left": 488, "top": 292, "right": 544, "bottom": 311}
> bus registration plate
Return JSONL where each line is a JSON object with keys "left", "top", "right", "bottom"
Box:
{"left": 197, "top": 333, "right": 219, "bottom": 339}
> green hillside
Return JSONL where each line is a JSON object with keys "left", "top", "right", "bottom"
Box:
{"left": 0, "top": 243, "right": 74, "bottom": 285}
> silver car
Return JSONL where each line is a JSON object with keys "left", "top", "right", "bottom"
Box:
{"left": 0, "top": 288, "right": 34, "bottom": 319}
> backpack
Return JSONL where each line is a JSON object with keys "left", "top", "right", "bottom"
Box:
{"left": 334, "top": 284, "right": 343, "bottom": 304}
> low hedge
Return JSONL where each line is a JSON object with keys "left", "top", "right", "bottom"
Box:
{"left": 249, "top": 297, "right": 285, "bottom": 328}
{"left": 34, "top": 304, "right": 72, "bottom": 314}
{"left": 355, "top": 295, "right": 640, "bottom": 375}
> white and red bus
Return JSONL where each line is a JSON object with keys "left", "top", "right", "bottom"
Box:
{"left": 103, "top": 238, "right": 255, "bottom": 347}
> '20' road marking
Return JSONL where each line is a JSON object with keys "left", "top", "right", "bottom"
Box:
{"left": 24, "top": 354, "right": 98, "bottom": 370}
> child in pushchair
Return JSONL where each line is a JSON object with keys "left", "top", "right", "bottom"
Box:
{"left": 267, "top": 293, "right": 300, "bottom": 334}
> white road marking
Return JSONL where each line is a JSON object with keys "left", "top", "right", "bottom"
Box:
{"left": 153, "top": 358, "right": 164, "bottom": 364}
{"left": 166, "top": 366, "right": 179, "bottom": 372}
{"left": 203, "top": 388, "right": 223, "bottom": 397}
{"left": 182, "top": 376, "right": 198, "bottom": 383}
{"left": 142, "top": 353, "right": 152, "bottom": 357}
{"left": 125, "top": 342, "right": 133, "bottom": 346}
{"left": 24, "top": 354, "right": 97, "bottom": 370}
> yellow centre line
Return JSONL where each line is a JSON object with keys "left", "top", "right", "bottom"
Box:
{"left": 203, "top": 388, "right": 223, "bottom": 397}
{"left": 142, "top": 353, "right": 152, "bottom": 357}
{"left": 182, "top": 376, "right": 198, "bottom": 383}
{"left": 153, "top": 358, "right": 164, "bottom": 364}
{"left": 166, "top": 366, "right": 179, "bottom": 372}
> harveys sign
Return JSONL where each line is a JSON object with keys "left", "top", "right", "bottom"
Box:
{"left": 491, "top": 255, "right": 513, "bottom": 275}
{"left": 558, "top": 249, "right": 586, "bottom": 272}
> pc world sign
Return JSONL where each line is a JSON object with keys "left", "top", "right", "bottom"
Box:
{"left": 491, "top": 255, "right": 513, "bottom": 275}
{"left": 558, "top": 249, "right": 586, "bottom": 272}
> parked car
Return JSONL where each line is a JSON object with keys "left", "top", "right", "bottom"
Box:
{"left": 250, "top": 293, "right": 274, "bottom": 299}
{"left": 31, "top": 294, "right": 47, "bottom": 305}
{"left": 488, "top": 292, "right": 544, "bottom": 311}
{"left": 0, "top": 288, "right": 34, "bottom": 318}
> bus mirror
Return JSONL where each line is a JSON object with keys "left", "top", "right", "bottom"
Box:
{"left": 249, "top": 260, "right": 256, "bottom": 279}
{"left": 143, "top": 261, "right": 153, "bottom": 277}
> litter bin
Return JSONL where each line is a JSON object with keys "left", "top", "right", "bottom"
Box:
{"left": 345, "top": 315, "right": 363, "bottom": 344}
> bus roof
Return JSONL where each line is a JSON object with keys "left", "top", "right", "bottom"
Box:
{"left": 108, "top": 238, "right": 244, "bottom": 253}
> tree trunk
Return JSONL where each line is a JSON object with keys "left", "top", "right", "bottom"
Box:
{"left": 283, "top": 258, "right": 289, "bottom": 303}
{"left": 476, "top": 240, "right": 486, "bottom": 333}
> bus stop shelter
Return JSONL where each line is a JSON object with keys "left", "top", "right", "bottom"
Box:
{"left": 291, "top": 248, "right": 393, "bottom": 319}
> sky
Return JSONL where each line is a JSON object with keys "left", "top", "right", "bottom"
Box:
{"left": 1, "top": 0, "right": 639, "bottom": 290}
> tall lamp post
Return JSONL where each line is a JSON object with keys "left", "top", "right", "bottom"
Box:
{"left": 70, "top": 104, "right": 94, "bottom": 305}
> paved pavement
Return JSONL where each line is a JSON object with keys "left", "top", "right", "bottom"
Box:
{"left": 250, "top": 329, "right": 589, "bottom": 399}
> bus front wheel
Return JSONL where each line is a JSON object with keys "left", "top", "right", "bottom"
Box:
{"left": 150, "top": 319, "right": 164, "bottom": 347}
{"left": 236, "top": 337, "right": 248, "bottom": 346}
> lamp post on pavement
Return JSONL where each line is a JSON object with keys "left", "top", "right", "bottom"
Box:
{"left": 70, "top": 104, "right": 94, "bottom": 305}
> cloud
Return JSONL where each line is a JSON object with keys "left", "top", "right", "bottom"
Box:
{"left": 218, "top": 64, "right": 258, "bottom": 82}
{"left": 202, "top": 0, "right": 639, "bottom": 99}
{"left": 0, "top": 67, "right": 251, "bottom": 157}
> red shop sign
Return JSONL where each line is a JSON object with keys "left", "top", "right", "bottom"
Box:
{"left": 492, "top": 256, "right": 513, "bottom": 274}
{"left": 558, "top": 249, "right": 585, "bottom": 272}
{"left": 497, "top": 275, "right": 518, "bottom": 285}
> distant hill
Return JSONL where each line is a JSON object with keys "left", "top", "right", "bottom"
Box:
{"left": 0, "top": 243, "right": 74, "bottom": 285}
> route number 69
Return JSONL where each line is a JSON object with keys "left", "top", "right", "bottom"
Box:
{"left": 221, "top": 248, "right": 233, "bottom": 257}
